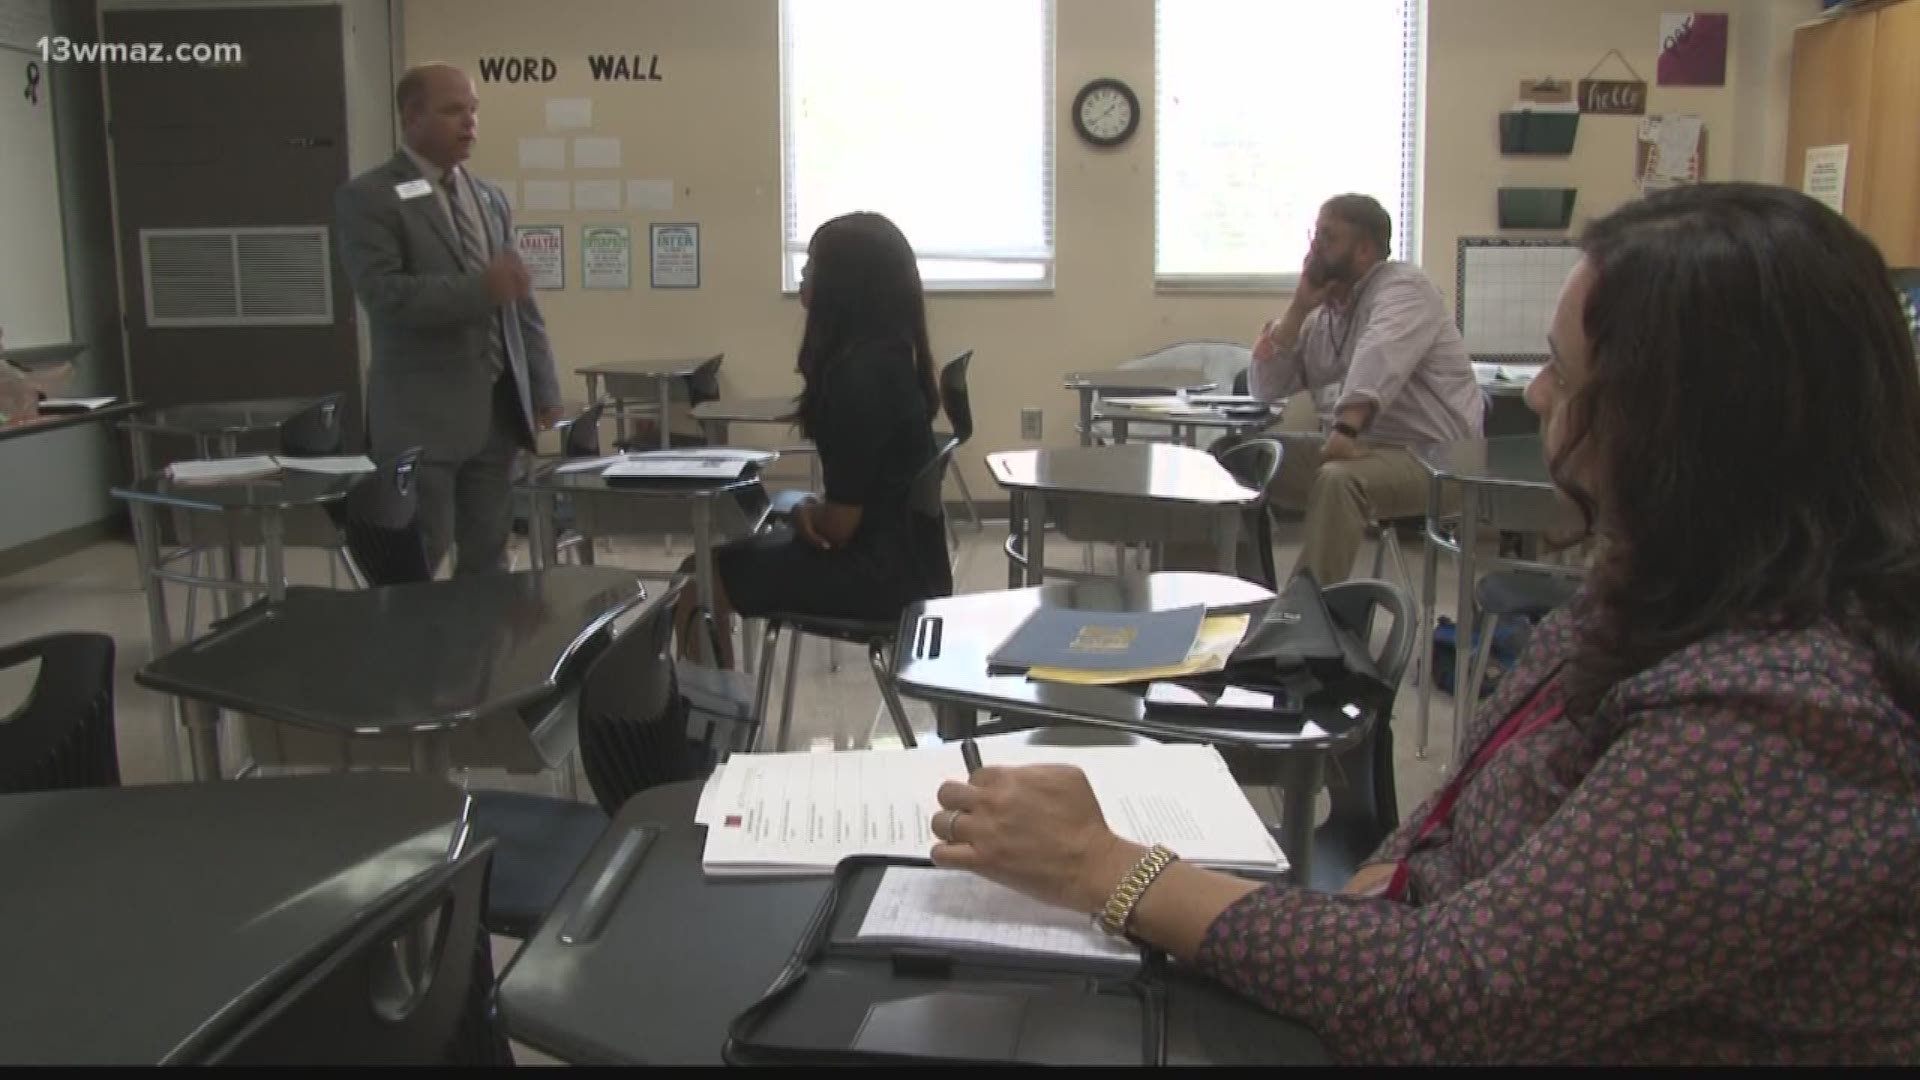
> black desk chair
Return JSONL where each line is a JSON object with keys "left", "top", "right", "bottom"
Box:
{"left": 198, "top": 838, "right": 507, "bottom": 1065}
{"left": 1462, "top": 569, "right": 1581, "bottom": 705}
{"left": 278, "top": 394, "right": 346, "bottom": 456}
{"left": 1211, "top": 437, "right": 1283, "bottom": 588}
{"left": 468, "top": 580, "right": 706, "bottom": 938}
{"left": 931, "top": 350, "right": 980, "bottom": 538}
{"left": 749, "top": 438, "right": 959, "bottom": 753}
{"left": 0, "top": 632, "right": 119, "bottom": 793}
{"left": 335, "top": 448, "right": 432, "bottom": 587}
{"left": 1305, "top": 578, "right": 1417, "bottom": 892}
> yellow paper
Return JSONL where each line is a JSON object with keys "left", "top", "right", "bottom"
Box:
{"left": 1028, "top": 614, "right": 1251, "bottom": 686}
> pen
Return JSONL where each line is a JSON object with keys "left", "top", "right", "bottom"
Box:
{"left": 961, "top": 738, "right": 982, "bottom": 777}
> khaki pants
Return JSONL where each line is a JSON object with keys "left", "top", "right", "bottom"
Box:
{"left": 1270, "top": 437, "right": 1432, "bottom": 586}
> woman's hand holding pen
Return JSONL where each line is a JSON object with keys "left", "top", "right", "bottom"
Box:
{"left": 929, "top": 760, "right": 1146, "bottom": 915}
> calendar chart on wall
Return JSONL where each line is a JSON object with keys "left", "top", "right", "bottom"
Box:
{"left": 1455, "top": 238, "right": 1581, "bottom": 364}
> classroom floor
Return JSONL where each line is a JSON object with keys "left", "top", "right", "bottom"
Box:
{"left": 0, "top": 514, "right": 1478, "bottom": 1064}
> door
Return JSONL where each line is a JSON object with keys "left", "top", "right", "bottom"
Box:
{"left": 104, "top": 5, "right": 361, "bottom": 449}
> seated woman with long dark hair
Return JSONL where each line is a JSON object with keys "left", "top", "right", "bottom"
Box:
{"left": 923, "top": 183, "right": 1920, "bottom": 1063}
{"left": 676, "top": 211, "right": 951, "bottom": 666}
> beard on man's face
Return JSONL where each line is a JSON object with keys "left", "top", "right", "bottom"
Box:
{"left": 1308, "top": 248, "right": 1355, "bottom": 285}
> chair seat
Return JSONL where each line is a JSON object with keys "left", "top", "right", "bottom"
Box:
{"left": 1475, "top": 570, "right": 1581, "bottom": 620}
{"left": 769, "top": 611, "right": 897, "bottom": 643}
{"left": 765, "top": 488, "right": 812, "bottom": 519}
{"left": 467, "top": 789, "right": 610, "bottom": 938}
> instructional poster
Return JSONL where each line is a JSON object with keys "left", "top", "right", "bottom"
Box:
{"left": 650, "top": 222, "right": 700, "bottom": 289}
{"left": 582, "top": 224, "right": 631, "bottom": 290}
{"left": 514, "top": 225, "right": 565, "bottom": 290}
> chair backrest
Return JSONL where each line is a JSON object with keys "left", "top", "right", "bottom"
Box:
{"left": 685, "top": 354, "right": 725, "bottom": 407}
{"left": 1211, "top": 438, "right": 1284, "bottom": 588}
{"left": 560, "top": 401, "right": 606, "bottom": 459}
{"left": 200, "top": 839, "right": 499, "bottom": 1066}
{"left": 938, "top": 350, "right": 975, "bottom": 443}
{"left": 1315, "top": 578, "right": 1417, "bottom": 887}
{"left": 577, "top": 579, "right": 706, "bottom": 811}
{"left": 0, "top": 632, "right": 119, "bottom": 793}
{"left": 279, "top": 393, "right": 346, "bottom": 457}
{"left": 341, "top": 448, "right": 433, "bottom": 587}
{"left": 1120, "top": 340, "right": 1252, "bottom": 392}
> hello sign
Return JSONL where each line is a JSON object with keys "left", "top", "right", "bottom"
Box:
{"left": 1580, "top": 79, "right": 1647, "bottom": 115}
{"left": 1579, "top": 49, "right": 1649, "bottom": 116}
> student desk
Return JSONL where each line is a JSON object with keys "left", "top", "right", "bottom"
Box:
{"left": 496, "top": 779, "right": 1329, "bottom": 1065}
{"left": 0, "top": 772, "right": 470, "bottom": 1064}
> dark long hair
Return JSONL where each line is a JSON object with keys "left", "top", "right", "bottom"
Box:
{"left": 794, "top": 212, "right": 938, "bottom": 440}
{"left": 1550, "top": 182, "right": 1920, "bottom": 716}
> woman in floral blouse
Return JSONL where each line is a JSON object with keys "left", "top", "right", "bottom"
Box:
{"left": 929, "top": 183, "right": 1920, "bottom": 1064}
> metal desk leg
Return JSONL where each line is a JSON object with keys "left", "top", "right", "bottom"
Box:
{"left": 1112, "top": 417, "right": 1130, "bottom": 445}
{"left": 262, "top": 510, "right": 287, "bottom": 602}
{"left": 221, "top": 515, "right": 245, "bottom": 618}
{"left": 1276, "top": 753, "right": 1326, "bottom": 887}
{"left": 410, "top": 731, "right": 452, "bottom": 775}
{"left": 129, "top": 501, "right": 185, "bottom": 780}
{"left": 741, "top": 617, "right": 763, "bottom": 680}
{"left": 934, "top": 702, "right": 977, "bottom": 743}
{"left": 1078, "top": 389, "right": 1095, "bottom": 447}
{"left": 1006, "top": 490, "right": 1027, "bottom": 589}
{"left": 528, "top": 488, "right": 553, "bottom": 569}
{"left": 693, "top": 497, "right": 719, "bottom": 665}
{"left": 1416, "top": 473, "right": 1443, "bottom": 759}
{"left": 184, "top": 699, "right": 223, "bottom": 781}
{"left": 1024, "top": 492, "right": 1048, "bottom": 587}
{"left": 657, "top": 375, "right": 673, "bottom": 450}
{"left": 1451, "top": 485, "right": 1481, "bottom": 770}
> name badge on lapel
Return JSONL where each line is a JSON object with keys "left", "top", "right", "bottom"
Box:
{"left": 394, "top": 178, "right": 433, "bottom": 200}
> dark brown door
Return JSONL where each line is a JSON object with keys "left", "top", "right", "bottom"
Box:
{"left": 104, "top": 5, "right": 361, "bottom": 449}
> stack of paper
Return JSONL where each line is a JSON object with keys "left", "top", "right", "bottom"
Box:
{"left": 592, "top": 447, "right": 779, "bottom": 481}
{"left": 164, "top": 455, "right": 376, "bottom": 484}
{"left": 696, "top": 741, "right": 1287, "bottom": 879}
{"left": 857, "top": 867, "right": 1140, "bottom": 964}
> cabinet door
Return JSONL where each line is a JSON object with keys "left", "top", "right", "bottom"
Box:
{"left": 1784, "top": 10, "right": 1879, "bottom": 222}
{"left": 1864, "top": 0, "right": 1920, "bottom": 268}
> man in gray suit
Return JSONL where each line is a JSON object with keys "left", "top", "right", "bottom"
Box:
{"left": 335, "top": 62, "right": 563, "bottom": 575}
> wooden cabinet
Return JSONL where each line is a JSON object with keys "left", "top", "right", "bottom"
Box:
{"left": 1786, "top": 0, "right": 1920, "bottom": 267}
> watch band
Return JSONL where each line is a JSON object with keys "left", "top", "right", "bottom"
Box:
{"left": 1331, "top": 420, "right": 1361, "bottom": 440}
{"left": 1096, "top": 844, "right": 1180, "bottom": 937}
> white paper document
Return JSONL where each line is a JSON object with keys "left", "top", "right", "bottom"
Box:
{"left": 573, "top": 179, "right": 623, "bottom": 212}
{"left": 602, "top": 456, "right": 754, "bottom": 481}
{"left": 518, "top": 136, "right": 567, "bottom": 171}
{"left": 859, "top": 868, "right": 1139, "bottom": 965}
{"left": 545, "top": 97, "right": 593, "bottom": 131}
{"left": 522, "top": 180, "right": 572, "bottom": 212}
{"left": 700, "top": 742, "right": 1286, "bottom": 878}
{"left": 554, "top": 453, "right": 628, "bottom": 475}
{"left": 38, "top": 396, "right": 117, "bottom": 411}
{"left": 164, "top": 455, "right": 281, "bottom": 484}
{"left": 276, "top": 454, "right": 376, "bottom": 475}
{"left": 573, "top": 136, "right": 622, "bottom": 170}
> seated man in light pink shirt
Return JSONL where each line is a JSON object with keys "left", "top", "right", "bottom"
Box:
{"left": 1251, "top": 193, "right": 1483, "bottom": 584}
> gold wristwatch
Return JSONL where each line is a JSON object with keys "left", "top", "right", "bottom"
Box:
{"left": 1095, "top": 844, "right": 1180, "bottom": 937}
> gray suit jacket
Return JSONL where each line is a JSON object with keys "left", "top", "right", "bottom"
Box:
{"left": 334, "top": 150, "right": 560, "bottom": 462}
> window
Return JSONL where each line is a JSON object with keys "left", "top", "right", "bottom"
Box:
{"left": 1155, "top": 0, "right": 1422, "bottom": 287}
{"left": 780, "top": 0, "right": 1054, "bottom": 291}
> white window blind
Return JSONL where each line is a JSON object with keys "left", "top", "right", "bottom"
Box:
{"left": 1155, "top": 0, "right": 1422, "bottom": 286}
{"left": 780, "top": 0, "right": 1054, "bottom": 290}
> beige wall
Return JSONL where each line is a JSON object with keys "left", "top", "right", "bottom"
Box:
{"left": 398, "top": 0, "right": 1811, "bottom": 494}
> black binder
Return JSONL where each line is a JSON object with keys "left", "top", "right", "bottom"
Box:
{"left": 723, "top": 857, "right": 1316, "bottom": 1066}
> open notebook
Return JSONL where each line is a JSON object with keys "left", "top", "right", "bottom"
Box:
{"left": 696, "top": 741, "right": 1287, "bottom": 879}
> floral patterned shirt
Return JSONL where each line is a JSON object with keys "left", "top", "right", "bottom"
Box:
{"left": 1194, "top": 598, "right": 1920, "bottom": 1064}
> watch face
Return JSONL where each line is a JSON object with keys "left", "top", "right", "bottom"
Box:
{"left": 1078, "top": 83, "right": 1135, "bottom": 143}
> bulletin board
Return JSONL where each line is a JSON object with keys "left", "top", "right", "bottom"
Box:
{"left": 1456, "top": 237, "right": 1582, "bottom": 363}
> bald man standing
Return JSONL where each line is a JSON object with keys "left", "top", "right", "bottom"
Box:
{"left": 335, "top": 63, "right": 564, "bottom": 576}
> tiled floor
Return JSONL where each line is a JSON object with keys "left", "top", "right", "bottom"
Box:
{"left": 0, "top": 514, "right": 1478, "bottom": 1064}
